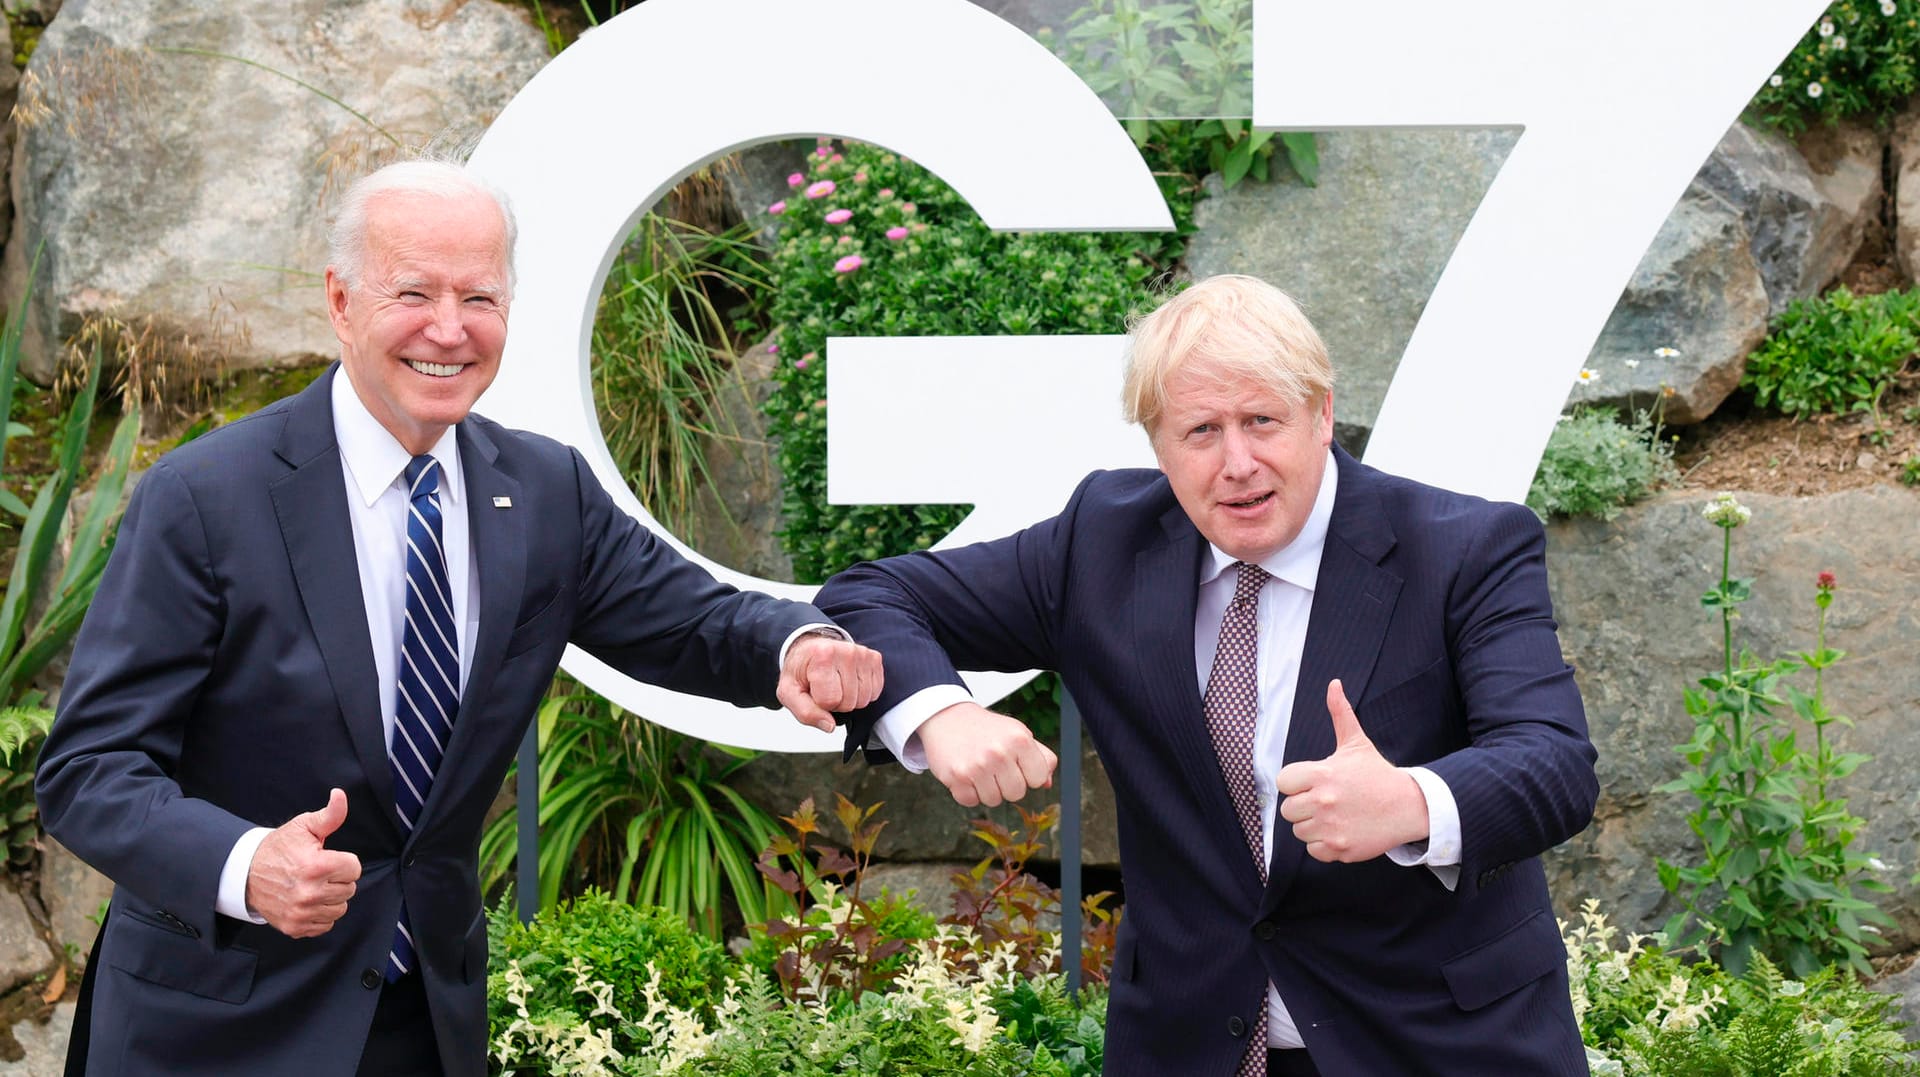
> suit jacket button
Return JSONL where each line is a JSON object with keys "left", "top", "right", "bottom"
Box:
{"left": 1254, "top": 920, "right": 1276, "bottom": 941}
{"left": 404, "top": 853, "right": 418, "bottom": 868}
{"left": 361, "top": 968, "right": 383, "bottom": 990}
{"left": 1228, "top": 1016, "right": 1246, "bottom": 1037}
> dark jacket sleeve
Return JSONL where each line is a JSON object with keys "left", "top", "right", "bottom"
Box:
{"left": 561, "top": 446, "right": 826, "bottom": 709}
{"left": 1424, "top": 500, "right": 1598, "bottom": 896}
{"left": 815, "top": 473, "right": 1095, "bottom": 757}
{"left": 35, "top": 461, "right": 256, "bottom": 941}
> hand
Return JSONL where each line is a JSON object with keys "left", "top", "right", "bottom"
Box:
{"left": 777, "top": 633, "right": 884, "bottom": 733}
{"left": 246, "top": 788, "right": 363, "bottom": 939}
{"left": 916, "top": 702, "right": 1058, "bottom": 807}
{"left": 1274, "top": 680, "right": 1430, "bottom": 863}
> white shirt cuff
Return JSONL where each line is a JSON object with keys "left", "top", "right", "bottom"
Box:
{"left": 216, "top": 826, "right": 273, "bottom": 923}
{"left": 872, "top": 684, "right": 973, "bottom": 773}
{"left": 1386, "top": 766, "right": 1462, "bottom": 891}
{"left": 777, "top": 623, "right": 848, "bottom": 671}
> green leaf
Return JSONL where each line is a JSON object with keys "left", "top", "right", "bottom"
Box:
{"left": 1279, "top": 131, "right": 1319, "bottom": 186}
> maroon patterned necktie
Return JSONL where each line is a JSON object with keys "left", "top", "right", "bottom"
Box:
{"left": 1203, "top": 560, "right": 1271, "bottom": 1077}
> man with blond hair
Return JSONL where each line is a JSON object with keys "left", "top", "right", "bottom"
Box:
{"left": 816, "top": 274, "right": 1597, "bottom": 1075}
{"left": 38, "top": 158, "right": 887, "bottom": 1076}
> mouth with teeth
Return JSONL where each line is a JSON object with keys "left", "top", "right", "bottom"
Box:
{"left": 1222, "top": 492, "right": 1274, "bottom": 511}
{"left": 407, "top": 359, "right": 464, "bottom": 378}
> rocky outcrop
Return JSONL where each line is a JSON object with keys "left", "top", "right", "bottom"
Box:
{"left": 1573, "top": 189, "right": 1771, "bottom": 424}
{"left": 1573, "top": 122, "right": 1881, "bottom": 424}
{"left": 1541, "top": 485, "right": 1920, "bottom": 946}
{"left": 0, "top": 1001, "right": 74, "bottom": 1076}
{"left": 1893, "top": 106, "right": 1920, "bottom": 286}
{"left": 0, "top": 0, "right": 549, "bottom": 383}
{"left": 0, "top": 887, "right": 50, "bottom": 997}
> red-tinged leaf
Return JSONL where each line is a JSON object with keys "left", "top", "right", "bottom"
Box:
{"left": 757, "top": 854, "right": 802, "bottom": 894}
{"left": 814, "top": 845, "right": 856, "bottom": 877}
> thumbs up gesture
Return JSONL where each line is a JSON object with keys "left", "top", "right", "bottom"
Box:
{"left": 1274, "top": 680, "right": 1430, "bottom": 863}
{"left": 247, "top": 788, "right": 363, "bottom": 939}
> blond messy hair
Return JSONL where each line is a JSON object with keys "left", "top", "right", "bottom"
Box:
{"left": 1121, "top": 274, "right": 1333, "bottom": 436}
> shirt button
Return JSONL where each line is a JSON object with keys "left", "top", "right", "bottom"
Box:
{"left": 1254, "top": 920, "right": 1277, "bottom": 941}
{"left": 1228, "top": 1016, "right": 1246, "bottom": 1037}
{"left": 361, "top": 967, "right": 383, "bottom": 990}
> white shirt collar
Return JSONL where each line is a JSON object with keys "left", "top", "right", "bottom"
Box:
{"left": 331, "top": 365, "right": 463, "bottom": 509}
{"left": 1199, "top": 448, "right": 1339, "bottom": 592}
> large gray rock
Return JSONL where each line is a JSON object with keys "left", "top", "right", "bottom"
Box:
{"left": 683, "top": 339, "right": 798, "bottom": 582}
{"left": 1186, "top": 129, "right": 1518, "bottom": 449}
{"left": 0, "top": 1001, "right": 74, "bottom": 1076}
{"left": 733, "top": 729, "right": 1120, "bottom": 868}
{"left": 1573, "top": 122, "right": 1880, "bottom": 424}
{"left": 0, "top": 888, "right": 50, "bottom": 997}
{"left": 39, "top": 839, "right": 111, "bottom": 960}
{"left": 1541, "top": 485, "right": 1920, "bottom": 948}
{"left": 1572, "top": 189, "right": 1770, "bottom": 425}
{"left": 1894, "top": 106, "right": 1920, "bottom": 286}
{"left": 1701, "top": 121, "right": 1881, "bottom": 315}
{"left": 1, "top": 0, "right": 548, "bottom": 382}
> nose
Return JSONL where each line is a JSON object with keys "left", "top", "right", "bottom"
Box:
{"left": 1220, "top": 427, "right": 1257, "bottom": 479}
{"left": 421, "top": 295, "right": 466, "bottom": 347}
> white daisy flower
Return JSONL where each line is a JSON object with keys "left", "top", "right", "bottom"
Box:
{"left": 1808, "top": 81, "right": 1825, "bottom": 98}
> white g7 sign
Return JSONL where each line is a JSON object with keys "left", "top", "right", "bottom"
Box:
{"left": 469, "top": 0, "right": 1826, "bottom": 751}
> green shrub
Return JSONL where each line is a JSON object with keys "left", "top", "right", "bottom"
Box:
{"left": 1742, "top": 287, "right": 1920, "bottom": 418}
{"left": 488, "top": 888, "right": 732, "bottom": 1068}
{"left": 1566, "top": 901, "right": 1918, "bottom": 1076}
{"left": 1527, "top": 408, "right": 1676, "bottom": 522}
{"left": 1749, "top": 1, "right": 1920, "bottom": 135}
{"left": 760, "top": 137, "right": 1186, "bottom": 584}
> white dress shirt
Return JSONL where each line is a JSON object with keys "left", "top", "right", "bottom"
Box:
{"left": 214, "top": 371, "right": 478, "bottom": 921}
{"left": 874, "top": 451, "right": 1462, "bottom": 1049}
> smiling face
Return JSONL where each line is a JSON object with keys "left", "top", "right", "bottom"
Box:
{"left": 1151, "top": 366, "right": 1334, "bottom": 563}
{"left": 326, "top": 188, "right": 511, "bottom": 455}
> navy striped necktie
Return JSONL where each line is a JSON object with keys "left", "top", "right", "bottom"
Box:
{"left": 387, "top": 454, "right": 460, "bottom": 981}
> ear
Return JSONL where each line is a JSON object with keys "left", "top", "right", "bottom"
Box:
{"left": 324, "top": 268, "right": 354, "bottom": 347}
{"left": 1315, "top": 391, "right": 1335, "bottom": 447}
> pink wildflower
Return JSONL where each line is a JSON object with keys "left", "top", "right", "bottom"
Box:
{"left": 878, "top": 188, "right": 894, "bottom": 198}
{"left": 902, "top": 202, "right": 917, "bottom": 214}
{"left": 767, "top": 343, "right": 778, "bottom": 354}
{"left": 853, "top": 172, "right": 868, "bottom": 183}
{"left": 767, "top": 200, "right": 786, "bottom": 215}
{"left": 886, "top": 226, "right": 909, "bottom": 241}
{"left": 816, "top": 146, "right": 831, "bottom": 159}
{"left": 805, "top": 180, "right": 836, "bottom": 200}
{"left": 787, "top": 172, "right": 803, "bottom": 188}
{"left": 834, "top": 254, "right": 864, "bottom": 274}
{"left": 825, "top": 208, "right": 852, "bottom": 224}
{"left": 1817, "top": 570, "right": 1837, "bottom": 590}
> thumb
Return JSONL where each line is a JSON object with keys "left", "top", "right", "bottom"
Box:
{"left": 302, "top": 787, "right": 349, "bottom": 844}
{"left": 1327, "top": 679, "right": 1369, "bottom": 750}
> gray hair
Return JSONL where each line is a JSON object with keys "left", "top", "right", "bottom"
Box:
{"left": 1122, "top": 274, "right": 1333, "bottom": 438}
{"left": 327, "top": 158, "right": 519, "bottom": 295}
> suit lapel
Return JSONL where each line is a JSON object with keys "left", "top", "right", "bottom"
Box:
{"left": 1135, "top": 503, "right": 1267, "bottom": 893}
{"left": 268, "top": 366, "right": 402, "bottom": 834}
{"left": 415, "top": 419, "right": 525, "bottom": 829}
{"left": 1263, "top": 449, "right": 1403, "bottom": 908}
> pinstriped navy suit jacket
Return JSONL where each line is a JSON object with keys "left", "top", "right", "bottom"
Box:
{"left": 820, "top": 447, "right": 1598, "bottom": 1075}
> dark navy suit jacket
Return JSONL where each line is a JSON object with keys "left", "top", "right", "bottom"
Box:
{"left": 36, "top": 366, "right": 826, "bottom": 1076}
{"left": 818, "top": 448, "right": 1598, "bottom": 1075}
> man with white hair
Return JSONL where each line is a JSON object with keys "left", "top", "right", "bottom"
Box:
{"left": 37, "top": 158, "right": 889, "bottom": 1075}
{"left": 818, "top": 274, "right": 1598, "bottom": 1075}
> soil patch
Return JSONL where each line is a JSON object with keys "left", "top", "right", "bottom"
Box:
{"left": 1670, "top": 374, "right": 1920, "bottom": 497}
